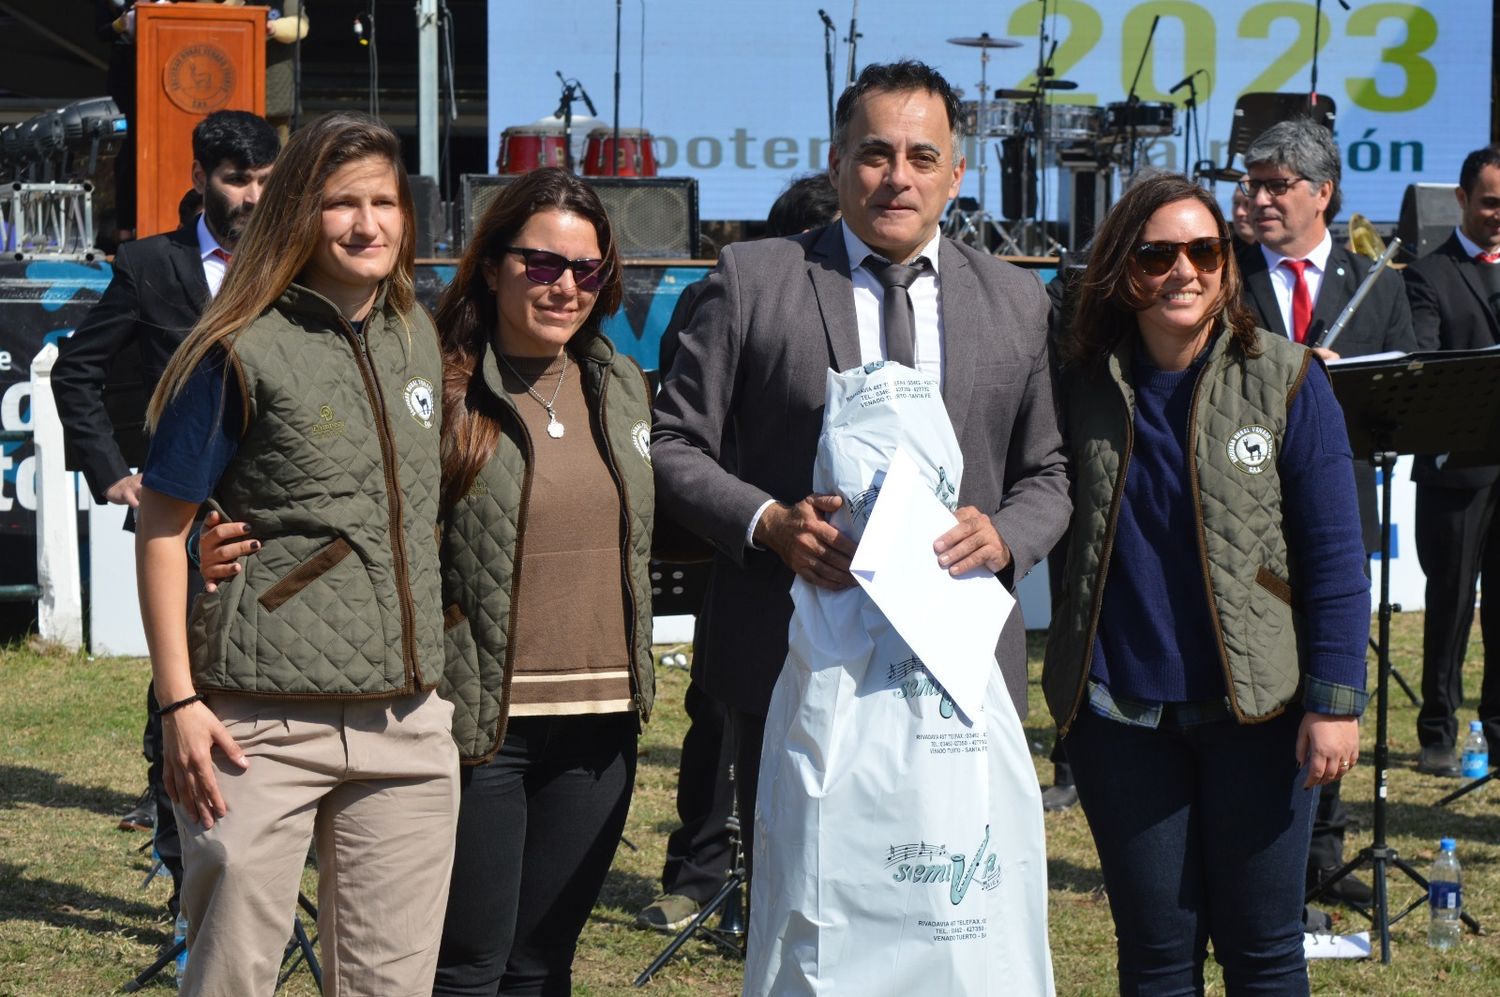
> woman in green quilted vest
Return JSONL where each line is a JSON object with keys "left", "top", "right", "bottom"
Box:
{"left": 1043, "top": 174, "right": 1371, "bottom": 993}
{"left": 427, "top": 167, "right": 656, "bottom": 994}
{"left": 136, "top": 113, "right": 457, "bottom": 996}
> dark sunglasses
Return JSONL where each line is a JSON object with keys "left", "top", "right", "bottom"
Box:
{"left": 1236, "top": 176, "right": 1310, "bottom": 197}
{"left": 502, "top": 246, "right": 608, "bottom": 292}
{"left": 1132, "top": 238, "right": 1231, "bottom": 276}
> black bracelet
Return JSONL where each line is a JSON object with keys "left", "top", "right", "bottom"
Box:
{"left": 156, "top": 693, "right": 205, "bottom": 717}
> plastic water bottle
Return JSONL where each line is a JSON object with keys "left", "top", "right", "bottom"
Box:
{"left": 1461, "top": 721, "right": 1489, "bottom": 780}
{"left": 1428, "top": 838, "right": 1462, "bottom": 950}
{"left": 172, "top": 911, "right": 189, "bottom": 986}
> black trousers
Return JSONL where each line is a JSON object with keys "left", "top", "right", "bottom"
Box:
{"left": 143, "top": 681, "right": 182, "bottom": 917}
{"left": 433, "top": 713, "right": 637, "bottom": 997}
{"left": 730, "top": 709, "right": 767, "bottom": 885}
{"left": 1415, "top": 481, "right": 1500, "bottom": 752}
{"left": 659, "top": 680, "right": 735, "bottom": 904}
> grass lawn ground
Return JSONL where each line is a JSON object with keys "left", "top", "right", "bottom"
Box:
{"left": 2, "top": 612, "right": 1499, "bottom": 994}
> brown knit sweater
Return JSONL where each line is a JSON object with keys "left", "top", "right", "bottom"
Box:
{"left": 497, "top": 351, "right": 633, "bottom": 716}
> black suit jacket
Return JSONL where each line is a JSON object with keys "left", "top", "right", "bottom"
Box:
{"left": 653, "top": 223, "right": 1070, "bottom": 717}
{"left": 1404, "top": 232, "right": 1500, "bottom": 489}
{"left": 1237, "top": 241, "right": 1417, "bottom": 552}
{"left": 52, "top": 225, "right": 209, "bottom": 501}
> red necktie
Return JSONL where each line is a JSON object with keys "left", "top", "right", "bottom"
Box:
{"left": 1280, "top": 258, "right": 1313, "bottom": 344}
{"left": 1477, "top": 250, "right": 1500, "bottom": 265}
{"left": 211, "top": 247, "right": 232, "bottom": 264}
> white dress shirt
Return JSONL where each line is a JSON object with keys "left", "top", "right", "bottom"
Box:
{"left": 1454, "top": 225, "right": 1495, "bottom": 261}
{"left": 842, "top": 221, "right": 947, "bottom": 386}
{"left": 746, "top": 223, "right": 948, "bottom": 548}
{"left": 197, "top": 213, "right": 229, "bottom": 298}
{"left": 1259, "top": 230, "right": 1333, "bottom": 339}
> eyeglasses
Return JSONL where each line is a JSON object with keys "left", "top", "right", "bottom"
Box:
{"left": 501, "top": 247, "right": 608, "bottom": 292}
{"left": 1236, "top": 176, "right": 1311, "bottom": 198}
{"left": 1132, "top": 238, "right": 1231, "bottom": 276}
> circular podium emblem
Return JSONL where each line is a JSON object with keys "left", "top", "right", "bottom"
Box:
{"left": 164, "top": 44, "right": 237, "bottom": 114}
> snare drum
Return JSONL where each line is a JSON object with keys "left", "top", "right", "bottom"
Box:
{"left": 1047, "top": 105, "right": 1106, "bottom": 144}
{"left": 1104, "top": 101, "right": 1176, "bottom": 138}
{"left": 583, "top": 127, "right": 658, "bottom": 177}
{"left": 958, "top": 99, "right": 1024, "bottom": 138}
{"left": 498, "top": 126, "right": 569, "bottom": 174}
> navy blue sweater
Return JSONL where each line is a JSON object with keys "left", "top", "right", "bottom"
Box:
{"left": 1089, "top": 349, "right": 1370, "bottom": 714}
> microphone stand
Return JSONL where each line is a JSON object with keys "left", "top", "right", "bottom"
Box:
{"left": 819, "top": 10, "right": 837, "bottom": 142}
{"left": 612, "top": 0, "right": 622, "bottom": 175}
{"left": 843, "top": 0, "right": 860, "bottom": 86}
{"left": 554, "top": 73, "right": 597, "bottom": 173}
{"left": 1123, "top": 14, "right": 1160, "bottom": 176}
{"left": 1310, "top": 0, "right": 1352, "bottom": 105}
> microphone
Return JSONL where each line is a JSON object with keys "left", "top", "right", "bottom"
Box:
{"left": 818, "top": 8, "right": 835, "bottom": 30}
{"left": 576, "top": 80, "right": 598, "bottom": 118}
{"left": 1169, "top": 70, "right": 1204, "bottom": 95}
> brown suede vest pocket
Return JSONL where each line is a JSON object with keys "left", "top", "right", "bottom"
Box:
{"left": 258, "top": 537, "right": 354, "bottom": 612}
{"left": 1255, "top": 565, "right": 1293, "bottom": 606}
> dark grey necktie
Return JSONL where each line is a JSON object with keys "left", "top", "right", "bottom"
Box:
{"left": 865, "top": 255, "right": 928, "bottom": 368}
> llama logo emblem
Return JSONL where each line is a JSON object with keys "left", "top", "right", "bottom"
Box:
{"left": 404, "top": 377, "right": 436, "bottom": 429}
{"left": 1227, "top": 425, "right": 1275, "bottom": 475}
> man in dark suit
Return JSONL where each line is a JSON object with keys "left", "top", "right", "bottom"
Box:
{"left": 1404, "top": 145, "right": 1500, "bottom": 776}
{"left": 50, "top": 110, "right": 278, "bottom": 917}
{"left": 651, "top": 61, "right": 1070, "bottom": 861}
{"left": 1236, "top": 117, "right": 1416, "bottom": 909}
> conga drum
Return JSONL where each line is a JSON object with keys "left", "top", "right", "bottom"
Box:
{"left": 582, "top": 127, "right": 658, "bottom": 177}
{"left": 498, "top": 125, "right": 569, "bottom": 174}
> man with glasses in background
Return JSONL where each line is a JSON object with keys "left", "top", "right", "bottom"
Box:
{"left": 1235, "top": 116, "right": 1416, "bottom": 914}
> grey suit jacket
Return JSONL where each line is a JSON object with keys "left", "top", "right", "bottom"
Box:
{"left": 652, "top": 222, "right": 1071, "bottom": 717}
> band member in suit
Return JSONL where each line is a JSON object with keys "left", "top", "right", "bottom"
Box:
{"left": 1236, "top": 117, "right": 1414, "bottom": 909}
{"left": 1404, "top": 145, "right": 1500, "bottom": 777}
{"left": 50, "top": 110, "right": 279, "bottom": 918}
{"left": 651, "top": 60, "right": 1070, "bottom": 865}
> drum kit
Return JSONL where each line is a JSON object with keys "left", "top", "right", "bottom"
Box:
{"left": 943, "top": 32, "right": 1177, "bottom": 257}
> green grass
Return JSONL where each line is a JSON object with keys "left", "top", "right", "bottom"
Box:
{"left": 2, "top": 615, "right": 1499, "bottom": 994}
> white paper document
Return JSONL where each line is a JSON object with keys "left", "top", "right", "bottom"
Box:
{"left": 849, "top": 447, "right": 1015, "bottom": 722}
{"left": 1303, "top": 931, "right": 1371, "bottom": 959}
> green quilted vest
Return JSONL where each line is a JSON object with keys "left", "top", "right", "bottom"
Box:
{"left": 438, "top": 330, "right": 656, "bottom": 763}
{"left": 1043, "top": 327, "right": 1315, "bottom": 735}
{"left": 188, "top": 285, "right": 446, "bottom": 698}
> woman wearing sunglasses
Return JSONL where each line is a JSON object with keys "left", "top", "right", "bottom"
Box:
{"left": 1042, "top": 173, "right": 1369, "bottom": 993}
{"left": 427, "top": 166, "right": 655, "bottom": 994}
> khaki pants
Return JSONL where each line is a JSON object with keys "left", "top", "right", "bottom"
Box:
{"left": 177, "top": 690, "right": 459, "bottom": 997}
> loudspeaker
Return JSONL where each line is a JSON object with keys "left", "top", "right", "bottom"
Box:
{"left": 1397, "top": 183, "right": 1461, "bottom": 260}
{"left": 999, "top": 137, "right": 1037, "bottom": 222}
{"left": 409, "top": 174, "right": 442, "bottom": 258}
{"left": 459, "top": 174, "right": 699, "bottom": 258}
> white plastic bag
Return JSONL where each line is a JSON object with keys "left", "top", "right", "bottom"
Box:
{"left": 744, "top": 362, "right": 1054, "bottom": 996}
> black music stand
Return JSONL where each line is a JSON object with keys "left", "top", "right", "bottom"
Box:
{"left": 1197, "top": 92, "right": 1335, "bottom": 185}
{"left": 121, "top": 893, "right": 322, "bottom": 993}
{"left": 1307, "top": 349, "right": 1500, "bottom": 962}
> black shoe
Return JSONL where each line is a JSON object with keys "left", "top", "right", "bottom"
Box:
{"left": 1041, "top": 783, "right": 1079, "bottom": 812}
{"left": 1417, "top": 746, "right": 1462, "bottom": 777}
{"left": 117, "top": 788, "right": 156, "bottom": 832}
{"left": 1309, "top": 865, "right": 1374, "bottom": 907}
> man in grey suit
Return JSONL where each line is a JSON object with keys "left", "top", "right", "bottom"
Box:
{"left": 651, "top": 61, "right": 1070, "bottom": 855}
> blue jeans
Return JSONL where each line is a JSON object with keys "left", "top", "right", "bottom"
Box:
{"left": 1065, "top": 704, "right": 1316, "bottom": 996}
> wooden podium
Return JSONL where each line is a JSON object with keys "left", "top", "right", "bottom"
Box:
{"left": 134, "top": 4, "right": 266, "bottom": 238}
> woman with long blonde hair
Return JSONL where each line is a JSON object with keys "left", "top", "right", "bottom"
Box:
{"left": 136, "top": 112, "right": 457, "bottom": 996}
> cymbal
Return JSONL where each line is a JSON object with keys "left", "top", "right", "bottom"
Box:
{"left": 948, "top": 33, "right": 1022, "bottom": 49}
{"left": 993, "top": 88, "right": 1037, "bottom": 100}
{"left": 1041, "top": 80, "right": 1079, "bottom": 90}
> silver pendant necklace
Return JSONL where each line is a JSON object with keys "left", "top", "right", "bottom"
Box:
{"left": 499, "top": 351, "right": 568, "bottom": 439}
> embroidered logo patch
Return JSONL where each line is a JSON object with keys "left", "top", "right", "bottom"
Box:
{"left": 311, "top": 404, "right": 346, "bottom": 439}
{"left": 404, "top": 377, "right": 436, "bottom": 428}
{"left": 1227, "top": 425, "right": 1274, "bottom": 474}
{"left": 631, "top": 420, "right": 651, "bottom": 465}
